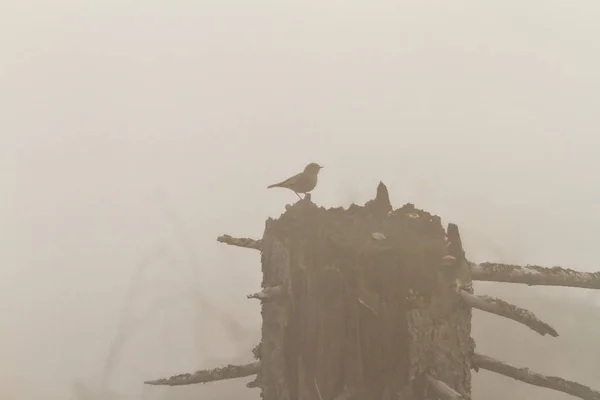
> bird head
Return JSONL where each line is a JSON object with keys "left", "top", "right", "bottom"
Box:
{"left": 304, "top": 162, "right": 324, "bottom": 175}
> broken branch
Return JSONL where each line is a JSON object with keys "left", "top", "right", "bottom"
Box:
{"left": 459, "top": 290, "right": 558, "bottom": 337}
{"left": 470, "top": 261, "right": 600, "bottom": 289}
{"left": 217, "top": 234, "right": 262, "bottom": 251}
{"left": 473, "top": 354, "right": 600, "bottom": 400}
{"left": 246, "top": 377, "right": 261, "bottom": 388}
{"left": 247, "top": 285, "right": 284, "bottom": 301}
{"left": 144, "top": 361, "right": 260, "bottom": 386}
{"left": 426, "top": 375, "right": 464, "bottom": 399}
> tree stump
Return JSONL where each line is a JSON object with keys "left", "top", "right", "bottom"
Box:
{"left": 254, "top": 183, "right": 474, "bottom": 400}
{"left": 145, "top": 181, "right": 600, "bottom": 400}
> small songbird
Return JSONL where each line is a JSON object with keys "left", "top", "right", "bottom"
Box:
{"left": 267, "top": 162, "right": 324, "bottom": 199}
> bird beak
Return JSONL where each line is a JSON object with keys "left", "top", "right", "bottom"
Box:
{"left": 319, "top": 165, "right": 324, "bottom": 169}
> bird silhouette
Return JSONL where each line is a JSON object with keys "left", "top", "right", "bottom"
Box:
{"left": 267, "top": 162, "right": 324, "bottom": 200}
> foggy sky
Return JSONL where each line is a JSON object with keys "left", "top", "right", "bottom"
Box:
{"left": 2, "top": 1, "right": 600, "bottom": 399}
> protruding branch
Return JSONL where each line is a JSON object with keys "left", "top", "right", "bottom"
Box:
{"left": 426, "top": 375, "right": 464, "bottom": 399}
{"left": 247, "top": 285, "right": 284, "bottom": 301}
{"left": 459, "top": 290, "right": 558, "bottom": 337}
{"left": 246, "top": 377, "right": 261, "bottom": 388}
{"left": 217, "top": 234, "right": 262, "bottom": 251}
{"left": 470, "top": 261, "right": 600, "bottom": 289}
{"left": 473, "top": 354, "right": 600, "bottom": 400}
{"left": 144, "top": 362, "right": 260, "bottom": 386}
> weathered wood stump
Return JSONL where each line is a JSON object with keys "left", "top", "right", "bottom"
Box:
{"left": 145, "top": 181, "right": 600, "bottom": 400}
{"left": 254, "top": 183, "right": 474, "bottom": 400}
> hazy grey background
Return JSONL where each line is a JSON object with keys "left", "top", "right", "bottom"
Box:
{"left": 2, "top": 1, "right": 600, "bottom": 399}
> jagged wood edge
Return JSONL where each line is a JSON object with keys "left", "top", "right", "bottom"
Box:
{"left": 470, "top": 261, "right": 600, "bottom": 289}
{"left": 459, "top": 290, "right": 558, "bottom": 337}
{"left": 474, "top": 354, "right": 600, "bottom": 400}
{"left": 144, "top": 362, "right": 260, "bottom": 386}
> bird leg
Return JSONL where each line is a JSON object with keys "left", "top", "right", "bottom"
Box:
{"left": 294, "top": 191, "right": 303, "bottom": 200}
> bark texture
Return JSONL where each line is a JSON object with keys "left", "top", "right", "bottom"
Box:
{"left": 256, "top": 232, "right": 292, "bottom": 400}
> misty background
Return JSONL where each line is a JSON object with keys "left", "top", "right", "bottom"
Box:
{"left": 2, "top": 1, "right": 600, "bottom": 399}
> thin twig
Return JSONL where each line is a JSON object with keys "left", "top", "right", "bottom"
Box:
{"left": 247, "top": 285, "right": 284, "bottom": 301}
{"left": 217, "top": 234, "right": 263, "bottom": 251}
{"left": 101, "top": 246, "right": 170, "bottom": 386}
{"left": 459, "top": 290, "right": 558, "bottom": 337}
{"left": 152, "top": 192, "right": 245, "bottom": 339}
{"left": 474, "top": 354, "right": 600, "bottom": 400}
{"left": 145, "top": 362, "right": 260, "bottom": 386}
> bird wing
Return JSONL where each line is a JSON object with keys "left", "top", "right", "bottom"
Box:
{"left": 267, "top": 172, "right": 302, "bottom": 189}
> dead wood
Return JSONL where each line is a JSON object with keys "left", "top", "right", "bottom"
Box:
{"left": 257, "top": 232, "right": 292, "bottom": 400}
{"left": 247, "top": 285, "right": 284, "bottom": 301}
{"left": 473, "top": 354, "right": 600, "bottom": 400}
{"left": 240, "top": 182, "right": 474, "bottom": 399}
{"left": 144, "top": 362, "right": 260, "bottom": 386}
{"left": 459, "top": 290, "right": 558, "bottom": 337}
{"left": 217, "top": 234, "right": 262, "bottom": 250}
{"left": 470, "top": 262, "right": 600, "bottom": 289}
{"left": 145, "top": 181, "right": 600, "bottom": 400}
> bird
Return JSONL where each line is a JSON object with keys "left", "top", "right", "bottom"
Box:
{"left": 267, "top": 162, "right": 324, "bottom": 200}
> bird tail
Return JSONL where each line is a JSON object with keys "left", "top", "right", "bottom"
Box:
{"left": 267, "top": 182, "right": 282, "bottom": 189}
